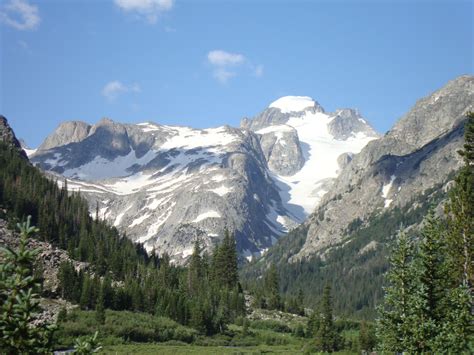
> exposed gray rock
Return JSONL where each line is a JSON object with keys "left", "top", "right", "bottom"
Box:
{"left": 337, "top": 152, "right": 353, "bottom": 172}
{"left": 240, "top": 100, "right": 324, "bottom": 131}
{"left": 328, "top": 109, "right": 379, "bottom": 140}
{"left": 30, "top": 95, "right": 379, "bottom": 263}
{"left": 0, "top": 218, "right": 89, "bottom": 295}
{"left": 258, "top": 126, "right": 305, "bottom": 175}
{"left": 32, "top": 122, "right": 293, "bottom": 262}
{"left": 0, "top": 115, "right": 28, "bottom": 159}
{"left": 293, "top": 75, "right": 474, "bottom": 260}
{"left": 38, "top": 121, "right": 91, "bottom": 151}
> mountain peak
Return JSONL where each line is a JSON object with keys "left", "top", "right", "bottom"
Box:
{"left": 38, "top": 121, "right": 91, "bottom": 151}
{"left": 269, "top": 96, "right": 324, "bottom": 113}
{"left": 328, "top": 109, "right": 379, "bottom": 140}
{"left": 0, "top": 115, "right": 28, "bottom": 159}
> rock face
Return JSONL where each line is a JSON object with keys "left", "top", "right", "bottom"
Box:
{"left": 328, "top": 109, "right": 378, "bottom": 140}
{"left": 293, "top": 75, "right": 474, "bottom": 260}
{"left": 32, "top": 121, "right": 291, "bottom": 261}
{"left": 30, "top": 96, "right": 379, "bottom": 263}
{"left": 0, "top": 218, "right": 89, "bottom": 295}
{"left": 242, "top": 96, "right": 380, "bottom": 219}
{"left": 258, "top": 125, "right": 304, "bottom": 176}
{"left": 38, "top": 121, "right": 91, "bottom": 151}
{"left": 0, "top": 115, "right": 28, "bottom": 159}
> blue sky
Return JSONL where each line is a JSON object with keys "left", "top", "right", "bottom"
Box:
{"left": 0, "top": 0, "right": 472, "bottom": 147}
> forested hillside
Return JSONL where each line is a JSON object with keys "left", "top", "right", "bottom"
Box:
{"left": 242, "top": 174, "right": 451, "bottom": 318}
{"left": 0, "top": 129, "right": 245, "bottom": 336}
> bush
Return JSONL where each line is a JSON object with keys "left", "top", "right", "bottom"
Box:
{"left": 55, "top": 310, "right": 198, "bottom": 347}
{"left": 250, "top": 319, "right": 292, "bottom": 333}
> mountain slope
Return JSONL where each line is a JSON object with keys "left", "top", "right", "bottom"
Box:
{"left": 297, "top": 75, "right": 473, "bottom": 259}
{"left": 30, "top": 97, "right": 378, "bottom": 262}
{"left": 241, "top": 75, "right": 474, "bottom": 317}
{"left": 31, "top": 120, "right": 291, "bottom": 261}
{"left": 242, "top": 96, "right": 379, "bottom": 219}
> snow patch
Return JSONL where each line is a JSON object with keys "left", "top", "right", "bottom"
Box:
{"left": 210, "top": 174, "right": 226, "bottom": 183}
{"left": 99, "top": 207, "right": 109, "bottom": 219}
{"left": 209, "top": 185, "right": 232, "bottom": 196}
{"left": 181, "top": 248, "right": 193, "bottom": 258}
{"left": 256, "top": 124, "right": 294, "bottom": 135}
{"left": 129, "top": 213, "right": 152, "bottom": 228}
{"left": 161, "top": 126, "right": 237, "bottom": 152}
{"left": 382, "top": 175, "right": 396, "bottom": 208}
{"left": 269, "top": 96, "right": 315, "bottom": 113}
{"left": 114, "top": 204, "right": 133, "bottom": 226}
{"left": 137, "top": 202, "right": 176, "bottom": 243}
{"left": 192, "top": 211, "right": 221, "bottom": 223}
{"left": 63, "top": 148, "right": 156, "bottom": 181}
{"left": 24, "top": 148, "right": 37, "bottom": 157}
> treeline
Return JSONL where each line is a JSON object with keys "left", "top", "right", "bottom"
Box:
{"left": 246, "top": 263, "right": 305, "bottom": 316}
{"left": 0, "top": 141, "right": 245, "bottom": 335}
{"left": 242, "top": 152, "right": 456, "bottom": 319}
{"left": 0, "top": 141, "right": 149, "bottom": 281}
{"left": 377, "top": 113, "right": 474, "bottom": 353}
{"left": 58, "top": 230, "right": 245, "bottom": 335}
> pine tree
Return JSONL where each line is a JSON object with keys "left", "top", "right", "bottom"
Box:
{"left": 95, "top": 280, "right": 106, "bottom": 325}
{"left": 376, "top": 230, "right": 418, "bottom": 353}
{"left": 359, "top": 321, "right": 376, "bottom": 352}
{"left": 434, "top": 112, "right": 474, "bottom": 352}
{"left": 0, "top": 216, "right": 56, "bottom": 353}
{"left": 307, "top": 308, "right": 320, "bottom": 338}
{"left": 79, "top": 276, "right": 92, "bottom": 310}
{"left": 407, "top": 209, "right": 445, "bottom": 351}
{"left": 187, "top": 240, "right": 203, "bottom": 295}
{"left": 212, "top": 229, "right": 239, "bottom": 289}
{"left": 265, "top": 264, "right": 281, "bottom": 310}
{"left": 315, "top": 284, "right": 338, "bottom": 352}
{"left": 297, "top": 288, "right": 305, "bottom": 316}
{"left": 417, "top": 210, "right": 446, "bottom": 321}
{"left": 445, "top": 111, "right": 474, "bottom": 288}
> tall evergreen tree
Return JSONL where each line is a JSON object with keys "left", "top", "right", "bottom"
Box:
{"left": 95, "top": 280, "right": 106, "bottom": 325}
{"left": 406, "top": 209, "right": 445, "bottom": 351}
{"left": 314, "top": 284, "right": 339, "bottom": 352}
{"left": 79, "top": 276, "right": 92, "bottom": 310}
{"left": 377, "top": 230, "right": 418, "bottom": 353}
{"left": 445, "top": 111, "right": 474, "bottom": 288}
{"left": 187, "top": 240, "right": 203, "bottom": 295}
{"left": 435, "top": 112, "right": 474, "bottom": 352}
{"left": 265, "top": 264, "right": 281, "bottom": 310}
{"left": 0, "top": 217, "right": 56, "bottom": 353}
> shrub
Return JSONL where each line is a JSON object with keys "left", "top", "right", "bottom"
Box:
{"left": 250, "top": 319, "right": 292, "bottom": 333}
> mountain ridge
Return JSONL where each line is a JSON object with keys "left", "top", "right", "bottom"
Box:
{"left": 29, "top": 96, "right": 377, "bottom": 262}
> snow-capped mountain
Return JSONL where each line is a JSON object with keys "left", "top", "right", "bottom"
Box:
{"left": 242, "top": 96, "right": 379, "bottom": 220}
{"left": 30, "top": 97, "right": 379, "bottom": 262}
{"left": 290, "top": 75, "right": 474, "bottom": 260}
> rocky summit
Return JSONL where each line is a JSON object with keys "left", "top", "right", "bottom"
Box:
{"left": 293, "top": 75, "right": 474, "bottom": 260}
{"left": 29, "top": 97, "right": 377, "bottom": 263}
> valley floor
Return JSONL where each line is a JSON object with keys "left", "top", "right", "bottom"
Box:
{"left": 101, "top": 344, "right": 305, "bottom": 354}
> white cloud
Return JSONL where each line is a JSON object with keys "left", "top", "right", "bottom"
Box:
{"left": 254, "top": 64, "right": 264, "bottom": 78}
{"left": 208, "top": 50, "right": 246, "bottom": 67}
{"left": 115, "top": 0, "right": 173, "bottom": 24}
{"left": 102, "top": 81, "right": 141, "bottom": 101}
{"left": 207, "top": 50, "right": 247, "bottom": 84}
{"left": 0, "top": 0, "right": 40, "bottom": 31}
{"left": 213, "top": 68, "right": 236, "bottom": 84}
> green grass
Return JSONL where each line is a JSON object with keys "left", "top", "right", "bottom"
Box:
{"left": 100, "top": 344, "right": 305, "bottom": 354}
{"left": 56, "top": 309, "right": 363, "bottom": 354}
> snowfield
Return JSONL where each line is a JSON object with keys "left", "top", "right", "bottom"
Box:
{"left": 269, "top": 96, "right": 316, "bottom": 113}
{"left": 260, "top": 107, "right": 378, "bottom": 219}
